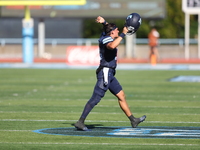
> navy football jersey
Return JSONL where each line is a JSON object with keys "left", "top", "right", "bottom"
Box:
{"left": 98, "top": 33, "right": 118, "bottom": 69}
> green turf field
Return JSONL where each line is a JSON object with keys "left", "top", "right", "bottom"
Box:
{"left": 0, "top": 68, "right": 200, "bottom": 150}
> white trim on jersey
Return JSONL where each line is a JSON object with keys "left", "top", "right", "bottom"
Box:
{"left": 102, "top": 37, "right": 113, "bottom": 44}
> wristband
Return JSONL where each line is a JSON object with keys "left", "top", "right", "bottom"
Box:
{"left": 102, "top": 20, "right": 106, "bottom": 25}
{"left": 119, "top": 33, "right": 126, "bottom": 38}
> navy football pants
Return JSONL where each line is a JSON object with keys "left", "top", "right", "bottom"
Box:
{"left": 80, "top": 68, "right": 122, "bottom": 119}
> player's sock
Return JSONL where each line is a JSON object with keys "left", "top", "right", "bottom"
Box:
{"left": 75, "top": 94, "right": 101, "bottom": 131}
{"left": 80, "top": 103, "right": 93, "bottom": 119}
{"left": 80, "top": 93, "right": 102, "bottom": 119}
{"left": 128, "top": 115, "right": 136, "bottom": 121}
{"left": 79, "top": 117, "right": 85, "bottom": 123}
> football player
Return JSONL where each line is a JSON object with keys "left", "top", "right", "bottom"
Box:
{"left": 74, "top": 14, "right": 146, "bottom": 131}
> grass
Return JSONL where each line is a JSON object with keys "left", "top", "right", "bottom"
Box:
{"left": 0, "top": 68, "right": 200, "bottom": 150}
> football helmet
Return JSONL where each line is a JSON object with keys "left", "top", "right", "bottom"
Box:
{"left": 125, "top": 13, "right": 142, "bottom": 35}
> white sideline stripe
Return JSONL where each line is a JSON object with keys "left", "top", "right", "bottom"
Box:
{"left": 1, "top": 63, "right": 200, "bottom": 70}
{"left": 0, "top": 142, "right": 199, "bottom": 146}
{"left": 1, "top": 119, "right": 200, "bottom": 124}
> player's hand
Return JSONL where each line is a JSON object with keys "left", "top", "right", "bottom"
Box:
{"left": 122, "top": 26, "right": 128, "bottom": 35}
{"left": 96, "top": 16, "right": 105, "bottom": 24}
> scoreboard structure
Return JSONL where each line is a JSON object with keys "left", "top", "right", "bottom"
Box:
{"left": 0, "top": 0, "right": 165, "bottom": 19}
{"left": 182, "top": 0, "right": 200, "bottom": 14}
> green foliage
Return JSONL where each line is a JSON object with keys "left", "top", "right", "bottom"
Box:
{"left": 83, "top": 0, "right": 198, "bottom": 38}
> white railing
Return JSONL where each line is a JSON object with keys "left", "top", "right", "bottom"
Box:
{"left": 0, "top": 38, "right": 198, "bottom": 46}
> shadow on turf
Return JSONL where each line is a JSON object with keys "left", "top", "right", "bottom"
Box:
{"left": 64, "top": 122, "right": 104, "bottom": 129}
{"left": 71, "top": 123, "right": 121, "bottom": 131}
{"left": 71, "top": 123, "right": 103, "bottom": 129}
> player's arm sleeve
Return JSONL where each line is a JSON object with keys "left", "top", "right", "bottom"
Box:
{"left": 102, "top": 36, "right": 113, "bottom": 46}
{"left": 106, "top": 36, "right": 123, "bottom": 50}
{"left": 103, "top": 37, "right": 113, "bottom": 44}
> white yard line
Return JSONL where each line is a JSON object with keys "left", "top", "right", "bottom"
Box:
{"left": 0, "top": 142, "right": 199, "bottom": 146}
{"left": 0, "top": 119, "right": 200, "bottom": 124}
{"left": 0, "top": 130, "right": 31, "bottom": 132}
{"left": 1, "top": 105, "right": 200, "bottom": 108}
{"left": 1, "top": 99, "right": 199, "bottom": 102}
{"left": 0, "top": 111, "right": 200, "bottom": 115}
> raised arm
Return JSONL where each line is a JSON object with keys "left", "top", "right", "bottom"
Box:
{"left": 96, "top": 16, "right": 108, "bottom": 25}
{"left": 107, "top": 26, "right": 128, "bottom": 50}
